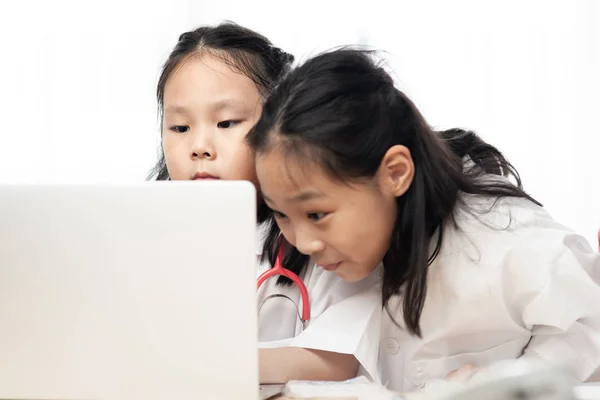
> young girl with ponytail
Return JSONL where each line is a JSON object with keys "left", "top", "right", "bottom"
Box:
{"left": 246, "top": 49, "right": 600, "bottom": 392}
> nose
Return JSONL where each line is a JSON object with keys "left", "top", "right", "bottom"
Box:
{"left": 290, "top": 227, "right": 325, "bottom": 257}
{"left": 190, "top": 130, "right": 215, "bottom": 160}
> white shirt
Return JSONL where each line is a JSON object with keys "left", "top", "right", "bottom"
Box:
{"left": 255, "top": 223, "right": 383, "bottom": 380}
{"left": 378, "top": 195, "right": 600, "bottom": 392}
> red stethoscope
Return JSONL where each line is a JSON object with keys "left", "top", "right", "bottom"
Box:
{"left": 256, "top": 237, "right": 310, "bottom": 329}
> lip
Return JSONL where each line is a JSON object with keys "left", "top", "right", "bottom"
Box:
{"left": 318, "top": 262, "right": 342, "bottom": 272}
{"left": 193, "top": 172, "right": 219, "bottom": 180}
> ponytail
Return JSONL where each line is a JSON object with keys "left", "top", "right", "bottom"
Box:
{"left": 440, "top": 128, "right": 516, "bottom": 179}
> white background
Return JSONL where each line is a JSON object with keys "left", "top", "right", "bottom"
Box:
{"left": 0, "top": 0, "right": 598, "bottom": 246}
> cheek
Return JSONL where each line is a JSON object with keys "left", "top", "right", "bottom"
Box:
{"left": 345, "top": 197, "right": 395, "bottom": 265}
{"left": 225, "top": 140, "right": 258, "bottom": 184}
{"left": 370, "top": 199, "right": 396, "bottom": 252}
{"left": 163, "top": 137, "right": 189, "bottom": 180}
{"left": 361, "top": 207, "right": 396, "bottom": 273}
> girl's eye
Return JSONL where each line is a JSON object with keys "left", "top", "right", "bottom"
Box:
{"left": 170, "top": 125, "right": 189, "bottom": 133}
{"left": 307, "top": 212, "right": 328, "bottom": 222}
{"left": 217, "top": 120, "right": 241, "bottom": 129}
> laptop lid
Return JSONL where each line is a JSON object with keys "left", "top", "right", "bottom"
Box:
{"left": 0, "top": 182, "right": 258, "bottom": 400}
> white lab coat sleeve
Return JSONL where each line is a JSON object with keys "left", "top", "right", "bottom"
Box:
{"left": 417, "top": 230, "right": 600, "bottom": 396}
{"left": 288, "top": 266, "right": 383, "bottom": 382}
{"left": 472, "top": 230, "right": 600, "bottom": 385}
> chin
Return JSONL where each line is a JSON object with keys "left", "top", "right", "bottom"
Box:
{"left": 337, "top": 269, "right": 370, "bottom": 283}
{"left": 336, "top": 261, "right": 380, "bottom": 282}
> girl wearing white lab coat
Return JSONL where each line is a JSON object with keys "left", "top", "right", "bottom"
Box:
{"left": 147, "top": 24, "right": 382, "bottom": 383}
{"left": 246, "top": 48, "right": 600, "bottom": 392}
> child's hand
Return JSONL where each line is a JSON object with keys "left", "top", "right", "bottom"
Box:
{"left": 445, "top": 364, "right": 478, "bottom": 382}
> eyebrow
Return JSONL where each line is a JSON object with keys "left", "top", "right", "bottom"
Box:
{"left": 164, "top": 105, "right": 190, "bottom": 115}
{"left": 210, "top": 99, "right": 252, "bottom": 112}
{"left": 164, "top": 99, "right": 252, "bottom": 115}
{"left": 263, "top": 191, "right": 326, "bottom": 204}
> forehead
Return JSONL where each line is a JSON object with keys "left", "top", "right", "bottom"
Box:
{"left": 163, "top": 53, "right": 262, "bottom": 109}
{"left": 256, "top": 151, "right": 337, "bottom": 202}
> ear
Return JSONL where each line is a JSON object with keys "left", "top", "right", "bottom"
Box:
{"left": 377, "top": 145, "right": 414, "bottom": 197}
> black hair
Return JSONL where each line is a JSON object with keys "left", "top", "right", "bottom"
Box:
{"left": 246, "top": 49, "right": 541, "bottom": 336}
{"left": 148, "top": 21, "right": 294, "bottom": 223}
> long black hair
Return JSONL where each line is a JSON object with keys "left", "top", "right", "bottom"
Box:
{"left": 246, "top": 49, "right": 541, "bottom": 336}
{"left": 148, "top": 21, "right": 294, "bottom": 223}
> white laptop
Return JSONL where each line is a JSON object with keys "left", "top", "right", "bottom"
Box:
{"left": 0, "top": 182, "right": 258, "bottom": 400}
